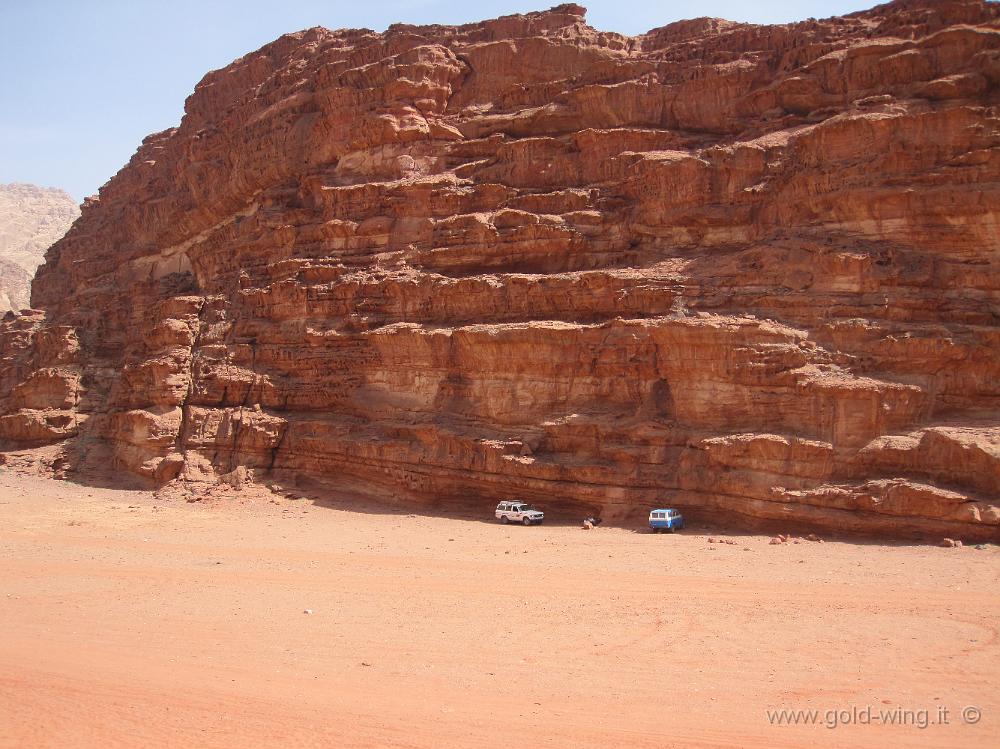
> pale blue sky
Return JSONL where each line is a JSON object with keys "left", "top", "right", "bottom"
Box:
{"left": 1, "top": 0, "right": 873, "bottom": 201}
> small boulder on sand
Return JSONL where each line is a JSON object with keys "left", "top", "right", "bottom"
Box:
{"left": 218, "top": 465, "right": 252, "bottom": 490}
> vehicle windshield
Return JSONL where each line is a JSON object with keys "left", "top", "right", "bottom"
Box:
{"left": 516, "top": 504, "right": 534, "bottom": 511}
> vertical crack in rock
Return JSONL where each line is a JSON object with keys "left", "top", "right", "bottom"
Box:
{"left": 175, "top": 297, "right": 207, "bottom": 470}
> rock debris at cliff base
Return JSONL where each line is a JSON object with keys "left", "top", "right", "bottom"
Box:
{"left": 1, "top": 0, "right": 999, "bottom": 539}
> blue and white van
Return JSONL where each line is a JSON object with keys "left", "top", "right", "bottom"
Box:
{"left": 648, "top": 508, "right": 684, "bottom": 533}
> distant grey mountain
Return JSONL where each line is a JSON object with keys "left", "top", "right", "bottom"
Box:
{"left": 0, "top": 183, "right": 80, "bottom": 312}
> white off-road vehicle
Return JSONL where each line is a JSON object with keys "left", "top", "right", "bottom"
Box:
{"left": 495, "top": 501, "right": 544, "bottom": 526}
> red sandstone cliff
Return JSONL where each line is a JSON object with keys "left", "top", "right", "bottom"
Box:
{"left": 1, "top": 0, "right": 998, "bottom": 538}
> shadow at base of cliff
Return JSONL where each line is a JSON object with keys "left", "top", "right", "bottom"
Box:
{"left": 266, "top": 479, "right": 953, "bottom": 547}
{"left": 0, "top": 443, "right": 980, "bottom": 547}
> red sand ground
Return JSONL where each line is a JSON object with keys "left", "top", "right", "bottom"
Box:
{"left": 1, "top": 470, "right": 997, "bottom": 748}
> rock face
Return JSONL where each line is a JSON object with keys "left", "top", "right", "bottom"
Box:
{"left": 0, "top": 184, "right": 80, "bottom": 312}
{"left": 1, "top": 0, "right": 998, "bottom": 538}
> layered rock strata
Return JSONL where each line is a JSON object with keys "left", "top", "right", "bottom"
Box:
{"left": 2, "top": 0, "right": 999, "bottom": 538}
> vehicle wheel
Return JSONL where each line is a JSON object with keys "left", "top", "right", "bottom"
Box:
{"left": 522, "top": 516, "right": 532, "bottom": 526}
{"left": 500, "top": 515, "right": 509, "bottom": 524}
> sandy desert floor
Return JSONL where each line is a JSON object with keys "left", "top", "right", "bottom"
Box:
{"left": 0, "top": 469, "right": 997, "bottom": 749}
